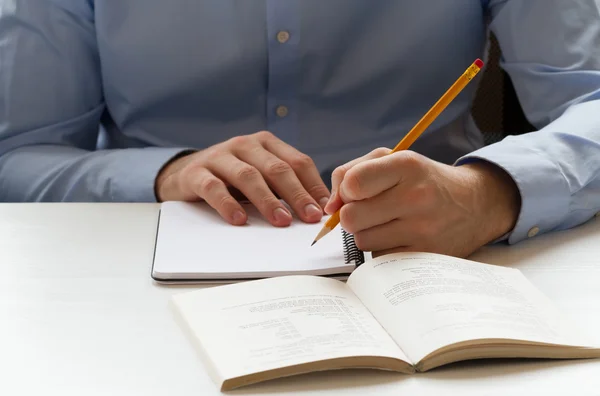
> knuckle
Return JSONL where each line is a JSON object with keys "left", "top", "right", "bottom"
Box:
{"left": 218, "top": 194, "right": 238, "bottom": 210}
{"left": 255, "top": 130, "right": 275, "bottom": 140}
{"left": 289, "top": 153, "right": 314, "bottom": 171}
{"left": 227, "top": 135, "right": 251, "bottom": 147}
{"left": 419, "top": 183, "right": 438, "bottom": 203}
{"left": 288, "top": 188, "right": 312, "bottom": 204}
{"left": 179, "top": 163, "right": 203, "bottom": 182}
{"left": 235, "top": 164, "right": 260, "bottom": 182}
{"left": 258, "top": 193, "right": 280, "bottom": 209}
{"left": 343, "top": 168, "right": 363, "bottom": 199}
{"left": 362, "top": 158, "right": 380, "bottom": 174}
{"left": 331, "top": 166, "right": 348, "bottom": 183}
{"left": 306, "top": 183, "right": 330, "bottom": 199}
{"left": 395, "top": 150, "right": 423, "bottom": 169}
{"left": 407, "top": 183, "right": 436, "bottom": 206}
{"left": 353, "top": 232, "right": 369, "bottom": 251}
{"left": 204, "top": 149, "right": 225, "bottom": 162}
{"left": 265, "top": 160, "right": 293, "bottom": 177}
{"left": 199, "top": 176, "right": 223, "bottom": 196}
{"left": 339, "top": 205, "right": 357, "bottom": 234}
{"left": 372, "top": 147, "right": 392, "bottom": 157}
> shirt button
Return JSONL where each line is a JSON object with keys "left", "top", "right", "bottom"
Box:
{"left": 527, "top": 226, "right": 540, "bottom": 238}
{"left": 276, "top": 105, "right": 288, "bottom": 118}
{"left": 276, "top": 31, "right": 290, "bottom": 43}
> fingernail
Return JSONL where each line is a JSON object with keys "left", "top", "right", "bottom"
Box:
{"left": 232, "top": 210, "right": 246, "bottom": 225}
{"left": 273, "top": 207, "right": 292, "bottom": 223}
{"left": 304, "top": 203, "right": 322, "bottom": 219}
{"left": 319, "top": 197, "right": 329, "bottom": 210}
{"left": 327, "top": 190, "right": 337, "bottom": 206}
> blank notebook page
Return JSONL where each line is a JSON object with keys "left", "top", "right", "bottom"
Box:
{"left": 151, "top": 201, "right": 359, "bottom": 281}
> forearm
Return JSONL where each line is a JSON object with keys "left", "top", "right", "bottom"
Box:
{"left": 0, "top": 145, "right": 191, "bottom": 202}
{"left": 457, "top": 99, "right": 600, "bottom": 243}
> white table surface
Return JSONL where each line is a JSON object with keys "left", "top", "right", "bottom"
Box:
{"left": 2, "top": 203, "right": 600, "bottom": 396}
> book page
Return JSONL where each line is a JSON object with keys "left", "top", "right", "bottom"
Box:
{"left": 171, "top": 275, "right": 410, "bottom": 382}
{"left": 347, "top": 252, "right": 594, "bottom": 364}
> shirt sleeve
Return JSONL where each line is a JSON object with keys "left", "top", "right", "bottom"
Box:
{"left": 0, "top": 1, "right": 190, "bottom": 202}
{"left": 455, "top": 0, "right": 600, "bottom": 244}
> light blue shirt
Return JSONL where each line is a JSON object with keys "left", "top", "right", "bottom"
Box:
{"left": 1, "top": 0, "right": 600, "bottom": 244}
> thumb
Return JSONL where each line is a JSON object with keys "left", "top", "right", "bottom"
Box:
{"left": 324, "top": 188, "right": 344, "bottom": 214}
{"left": 324, "top": 147, "right": 392, "bottom": 214}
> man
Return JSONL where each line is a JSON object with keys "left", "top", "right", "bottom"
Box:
{"left": 1, "top": 1, "right": 600, "bottom": 258}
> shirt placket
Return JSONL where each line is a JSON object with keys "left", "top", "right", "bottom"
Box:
{"left": 266, "top": 0, "right": 300, "bottom": 147}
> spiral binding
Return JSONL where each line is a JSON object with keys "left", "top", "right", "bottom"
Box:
{"left": 341, "top": 229, "right": 365, "bottom": 265}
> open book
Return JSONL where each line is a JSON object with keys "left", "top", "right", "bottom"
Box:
{"left": 171, "top": 252, "right": 600, "bottom": 391}
{"left": 151, "top": 201, "right": 365, "bottom": 283}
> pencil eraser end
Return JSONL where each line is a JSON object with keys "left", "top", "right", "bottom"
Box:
{"left": 474, "top": 58, "right": 484, "bottom": 68}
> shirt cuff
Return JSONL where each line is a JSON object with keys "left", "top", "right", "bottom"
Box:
{"left": 454, "top": 138, "right": 571, "bottom": 244}
{"left": 110, "top": 147, "right": 196, "bottom": 202}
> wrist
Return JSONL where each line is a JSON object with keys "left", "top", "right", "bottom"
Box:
{"left": 459, "top": 161, "right": 521, "bottom": 242}
{"left": 154, "top": 149, "right": 196, "bottom": 201}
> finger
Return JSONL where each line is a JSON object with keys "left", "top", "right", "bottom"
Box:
{"left": 261, "top": 134, "right": 330, "bottom": 209}
{"left": 353, "top": 219, "right": 419, "bottom": 252}
{"left": 338, "top": 186, "right": 403, "bottom": 234}
{"left": 325, "top": 147, "right": 391, "bottom": 214}
{"left": 372, "top": 246, "right": 415, "bottom": 258}
{"left": 187, "top": 168, "right": 248, "bottom": 225}
{"left": 209, "top": 154, "right": 293, "bottom": 227}
{"left": 339, "top": 151, "right": 422, "bottom": 203}
{"left": 236, "top": 146, "right": 323, "bottom": 223}
{"left": 331, "top": 148, "right": 392, "bottom": 196}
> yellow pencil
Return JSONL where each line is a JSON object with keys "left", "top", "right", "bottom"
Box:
{"left": 312, "top": 58, "right": 485, "bottom": 246}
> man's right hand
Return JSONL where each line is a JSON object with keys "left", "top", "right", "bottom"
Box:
{"left": 155, "top": 131, "right": 330, "bottom": 227}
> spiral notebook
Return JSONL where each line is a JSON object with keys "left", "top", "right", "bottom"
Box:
{"left": 151, "top": 201, "right": 365, "bottom": 283}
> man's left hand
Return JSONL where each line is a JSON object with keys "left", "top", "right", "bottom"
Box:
{"left": 324, "top": 149, "right": 521, "bottom": 258}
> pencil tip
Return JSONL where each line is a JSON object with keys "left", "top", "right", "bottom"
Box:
{"left": 311, "top": 240, "right": 316, "bottom": 246}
